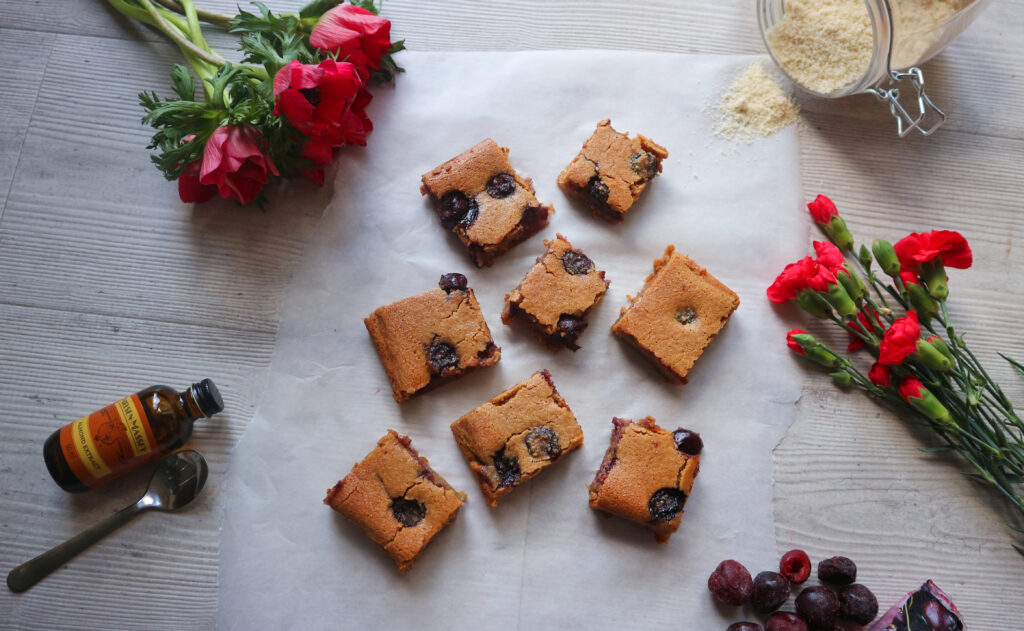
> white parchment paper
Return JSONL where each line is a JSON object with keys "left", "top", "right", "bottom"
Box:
{"left": 217, "top": 51, "right": 806, "bottom": 629}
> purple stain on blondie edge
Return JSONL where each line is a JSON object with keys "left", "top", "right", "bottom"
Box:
{"left": 556, "top": 314, "right": 587, "bottom": 350}
{"left": 476, "top": 341, "right": 499, "bottom": 360}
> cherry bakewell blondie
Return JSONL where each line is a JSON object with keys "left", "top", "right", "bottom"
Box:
{"left": 611, "top": 246, "right": 739, "bottom": 384}
{"left": 421, "top": 139, "right": 552, "bottom": 267}
{"left": 364, "top": 273, "right": 500, "bottom": 402}
{"left": 588, "top": 417, "right": 703, "bottom": 543}
{"left": 450, "top": 370, "right": 583, "bottom": 506}
{"left": 557, "top": 119, "right": 668, "bottom": 223}
{"left": 502, "top": 234, "right": 610, "bottom": 351}
{"left": 325, "top": 431, "right": 465, "bottom": 572}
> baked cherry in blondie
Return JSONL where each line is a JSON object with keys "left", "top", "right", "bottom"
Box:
{"left": 421, "top": 139, "right": 551, "bottom": 267}
{"left": 611, "top": 246, "right": 739, "bottom": 384}
{"left": 450, "top": 370, "right": 583, "bottom": 506}
{"left": 324, "top": 430, "right": 466, "bottom": 572}
{"left": 502, "top": 234, "right": 610, "bottom": 351}
{"left": 557, "top": 119, "right": 668, "bottom": 223}
{"left": 588, "top": 417, "right": 702, "bottom": 542}
{"left": 364, "top": 273, "right": 500, "bottom": 402}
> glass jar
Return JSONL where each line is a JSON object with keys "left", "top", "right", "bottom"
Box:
{"left": 757, "top": 0, "right": 990, "bottom": 136}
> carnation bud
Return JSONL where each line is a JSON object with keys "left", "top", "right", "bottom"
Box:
{"left": 807, "top": 195, "right": 855, "bottom": 251}
{"left": 872, "top": 239, "right": 901, "bottom": 277}
{"left": 795, "top": 290, "right": 833, "bottom": 319}
{"left": 899, "top": 273, "right": 939, "bottom": 321}
{"left": 787, "top": 331, "right": 844, "bottom": 369}
{"left": 837, "top": 263, "right": 865, "bottom": 302}
{"left": 914, "top": 339, "right": 953, "bottom": 371}
{"left": 898, "top": 377, "right": 955, "bottom": 428}
{"left": 858, "top": 244, "right": 872, "bottom": 269}
{"left": 926, "top": 335, "right": 956, "bottom": 365}
{"left": 821, "top": 281, "right": 859, "bottom": 319}
{"left": 921, "top": 260, "right": 949, "bottom": 301}
{"left": 830, "top": 371, "right": 853, "bottom": 387}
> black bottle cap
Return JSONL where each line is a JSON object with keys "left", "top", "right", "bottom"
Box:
{"left": 192, "top": 379, "right": 224, "bottom": 417}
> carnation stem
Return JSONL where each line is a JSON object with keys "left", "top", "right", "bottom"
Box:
{"left": 152, "top": 0, "right": 233, "bottom": 28}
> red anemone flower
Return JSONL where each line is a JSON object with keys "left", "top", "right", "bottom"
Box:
{"left": 199, "top": 125, "right": 279, "bottom": 204}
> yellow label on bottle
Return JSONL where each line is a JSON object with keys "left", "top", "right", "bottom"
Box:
{"left": 59, "top": 394, "right": 158, "bottom": 487}
{"left": 115, "top": 395, "right": 151, "bottom": 457}
{"left": 70, "top": 415, "right": 112, "bottom": 478}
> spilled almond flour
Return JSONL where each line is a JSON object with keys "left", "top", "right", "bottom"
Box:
{"left": 714, "top": 62, "right": 800, "bottom": 141}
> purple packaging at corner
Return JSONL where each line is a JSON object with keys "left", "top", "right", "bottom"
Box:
{"left": 868, "top": 580, "right": 964, "bottom": 631}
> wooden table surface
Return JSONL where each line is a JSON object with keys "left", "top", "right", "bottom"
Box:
{"left": 1, "top": 1, "right": 1022, "bottom": 628}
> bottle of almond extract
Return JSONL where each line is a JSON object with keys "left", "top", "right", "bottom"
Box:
{"left": 43, "top": 379, "right": 224, "bottom": 492}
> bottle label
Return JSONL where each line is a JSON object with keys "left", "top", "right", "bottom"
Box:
{"left": 59, "top": 394, "right": 159, "bottom": 487}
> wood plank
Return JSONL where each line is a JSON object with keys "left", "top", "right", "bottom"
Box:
{"left": 0, "top": 29, "right": 55, "bottom": 216}
{"left": 0, "top": 34, "right": 325, "bottom": 333}
{"left": 0, "top": 302, "right": 274, "bottom": 629}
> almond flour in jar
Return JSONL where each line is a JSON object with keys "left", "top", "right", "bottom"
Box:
{"left": 714, "top": 62, "right": 800, "bottom": 141}
{"left": 765, "top": 0, "right": 976, "bottom": 95}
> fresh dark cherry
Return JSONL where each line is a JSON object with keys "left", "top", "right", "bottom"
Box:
{"left": 629, "top": 151, "right": 659, "bottom": 179}
{"left": 438, "top": 191, "right": 479, "bottom": 229}
{"left": 765, "top": 612, "right": 809, "bottom": 631}
{"left": 796, "top": 586, "right": 840, "bottom": 630}
{"left": 676, "top": 307, "right": 698, "bottom": 325}
{"left": 779, "top": 549, "right": 812, "bottom": 584}
{"left": 438, "top": 273, "right": 468, "bottom": 293}
{"left": 920, "top": 598, "right": 959, "bottom": 631}
{"left": 648, "top": 487, "right": 686, "bottom": 522}
{"left": 557, "top": 314, "right": 587, "bottom": 349}
{"left": 727, "top": 624, "right": 764, "bottom": 631}
{"left": 389, "top": 497, "right": 426, "bottom": 527}
{"left": 707, "top": 560, "right": 753, "bottom": 606}
{"left": 672, "top": 428, "right": 703, "bottom": 456}
{"left": 839, "top": 584, "right": 878, "bottom": 626}
{"left": 752, "top": 571, "right": 791, "bottom": 613}
{"left": 427, "top": 341, "right": 459, "bottom": 373}
{"left": 524, "top": 427, "right": 561, "bottom": 459}
{"left": 486, "top": 173, "right": 516, "bottom": 198}
{"left": 561, "top": 250, "right": 594, "bottom": 275}
{"left": 817, "top": 556, "right": 857, "bottom": 586}
{"left": 492, "top": 449, "right": 521, "bottom": 487}
{"left": 586, "top": 175, "right": 609, "bottom": 203}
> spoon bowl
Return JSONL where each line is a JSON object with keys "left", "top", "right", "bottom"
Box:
{"left": 8, "top": 450, "right": 209, "bottom": 593}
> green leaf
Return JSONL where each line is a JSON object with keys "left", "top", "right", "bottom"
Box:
{"left": 348, "top": 0, "right": 381, "bottom": 15}
{"left": 1001, "top": 353, "right": 1024, "bottom": 379}
{"left": 299, "top": 0, "right": 342, "bottom": 18}
{"left": 170, "top": 65, "right": 196, "bottom": 101}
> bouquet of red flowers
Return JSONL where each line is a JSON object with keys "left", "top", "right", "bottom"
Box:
{"left": 107, "top": 0, "right": 404, "bottom": 204}
{"left": 770, "top": 195, "right": 1024, "bottom": 552}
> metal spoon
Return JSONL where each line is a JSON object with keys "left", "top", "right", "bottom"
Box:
{"left": 7, "top": 450, "right": 209, "bottom": 593}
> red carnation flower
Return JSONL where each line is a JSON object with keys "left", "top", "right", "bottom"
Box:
{"left": 813, "top": 240, "right": 845, "bottom": 271}
{"left": 767, "top": 257, "right": 815, "bottom": 303}
{"left": 807, "top": 194, "right": 839, "bottom": 223}
{"left": 310, "top": 5, "right": 392, "bottom": 76}
{"left": 878, "top": 310, "right": 921, "bottom": 366}
{"left": 787, "top": 329, "right": 808, "bottom": 355}
{"left": 868, "top": 362, "right": 892, "bottom": 387}
{"left": 199, "top": 125, "right": 279, "bottom": 204}
{"left": 894, "top": 230, "right": 973, "bottom": 271}
{"left": 804, "top": 261, "right": 839, "bottom": 293}
{"left": 897, "top": 375, "right": 927, "bottom": 400}
{"left": 898, "top": 271, "right": 921, "bottom": 286}
{"left": 273, "top": 59, "right": 363, "bottom": 146}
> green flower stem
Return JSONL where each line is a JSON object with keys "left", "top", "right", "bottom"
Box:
{"left": 152, "top": 0, "right": 233, "bottom": 28}
{"left": 137, "top": 0, "right": 225, "bottom": 68}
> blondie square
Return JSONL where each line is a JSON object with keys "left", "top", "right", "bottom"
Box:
{"left": 364, "top": 273, "right": 500, "bottom": 402}
{"left": 557, "top": 119, "right": 668, "bottom": 222}
{"left": 502, "top": 234, "right": 610, "bottom": 351}
{"left": 324, "top": 430, "right": 466, "bottom": 572}
{"left": 450, "top": 370, "right": 583, "bottom": 506}
{"left": 611, "top": 246, "right": 739, "bottom": 384}
{"left": 588, "top": 417, "right": 703, "bottom": 543}
{"left": 421, "top": 139, "right": 551, "bottom": 267}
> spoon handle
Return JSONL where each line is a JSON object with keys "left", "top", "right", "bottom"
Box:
{"left": 7, "top": 502, "right": 145, "bottom": 593}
